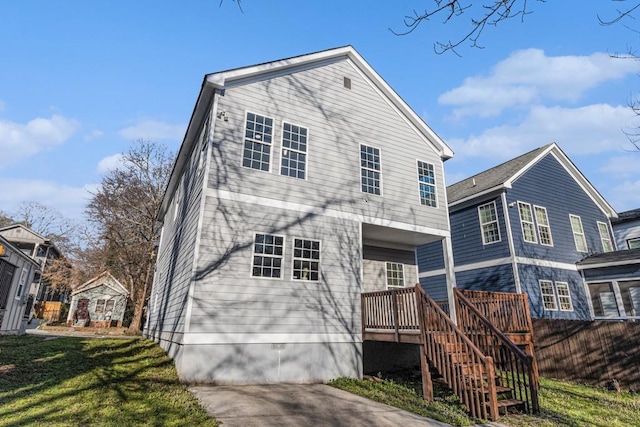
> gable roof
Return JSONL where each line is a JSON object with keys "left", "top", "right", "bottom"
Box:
{"left": 0, "top": 235, "right": 41, "bottom": 269}
{"left": 71, "top": 271, "right": 129, "bottom": 297}
{"left": 158, "top": 46, "right": 454, "bottom": 219}
{"left": 612, "top": 208, "right": 640, "bottom": 224}
{"left": 0, "top": 223, "right": 62, "bottom": 257}
{"left": 447, "top": 143, "right": 618, "bottom": 218}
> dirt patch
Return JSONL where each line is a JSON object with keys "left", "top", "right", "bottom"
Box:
{"left": 40, "top": 325, "right": 139, "bottom": 336}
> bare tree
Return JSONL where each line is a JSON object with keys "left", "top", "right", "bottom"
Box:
{"left": 11, "top": 201, "right": 78, "bottom": 252}
{"left": 86, "top": 140, "right": 173, "bottom": 331}
{"left": 0, "top": 211, "right": 14, "bottom": 228}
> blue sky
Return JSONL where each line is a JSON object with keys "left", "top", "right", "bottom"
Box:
{"left": 1, "top": 1, "right": 639, "bottom": 221}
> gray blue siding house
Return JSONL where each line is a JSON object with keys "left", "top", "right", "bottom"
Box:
{"left": 418, "top": 143, "right": 618, "bottom": 320}
{"left": 144, "top": 46, "right": 456, "bottom": 384}
{"left": 612, "top": 208, "right": 640, "bottom": 250}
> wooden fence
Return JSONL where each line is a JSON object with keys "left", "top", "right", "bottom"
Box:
{"left": 532, "top": 319, "right": 640, "bottom": 389}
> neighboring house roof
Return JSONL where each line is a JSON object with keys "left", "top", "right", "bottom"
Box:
{"left": 446, "top": 143, "right": 618, "bottom": 218}
{"left": 71, "top": 271, "right": 129, "bottom": 297}
{"left": 611, "top": 208, "right": 640, "bottom": 225}
{"left": 0, "top": 235, "right": 41, "bottom": 269}
{"left": 0, "top": 223, "right": 62, "bottom": 258}
{"left": 576, "top": 248, "right": 640, "bottom": 269}
{"left": 158, "top": 45, "right": 454, "bottom": 220}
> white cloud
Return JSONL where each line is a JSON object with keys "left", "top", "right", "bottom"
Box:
{"left": 0, "top": 114, "right": 80, "bottom": 168}
{"left": 607, "top": 179, "right": 640, "bottom": 212}
{"left": 119, "top": 119, "right": 184, "bottom": 141}
{"left": 97, "top": 153, "right": 126, "bottom": 174}
{"left": 439, "top": 49, "right": 640, "bottom": 118}
{"left": 0, "top": 179, "right": 95, "bottom": 220}
{"left": 600, "top": 155, "right": 640, "bottom": 178}
{"left": 84, "top": 129, "right": 104, "bottom": 141}
{"left": 449, "top": 104, "right": 639, "bottom": 160}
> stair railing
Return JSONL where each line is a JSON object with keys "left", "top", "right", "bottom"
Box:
{"left": 415, "top": 285, "right": 499, "bottom": 421}
{"left": 454, "top": 288, "right": 539, "bottom": 414}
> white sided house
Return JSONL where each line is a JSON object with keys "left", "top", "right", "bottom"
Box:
{"left": 145, "top": 46, "right": 456, "bottom": 384}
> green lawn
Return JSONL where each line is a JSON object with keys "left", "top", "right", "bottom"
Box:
{"left": 331, "top": 374, "right": 640, "bottom": 427}
{"left": 0, "top": 335, "right": 217, "bottom": 427}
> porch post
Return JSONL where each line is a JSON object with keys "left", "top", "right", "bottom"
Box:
{"left": 442, "top": 236, "right": 457, "bottom": 324}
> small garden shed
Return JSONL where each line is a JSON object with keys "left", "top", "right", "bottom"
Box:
{"left": 67, "top": 272, "right": 129, "bottom": 327}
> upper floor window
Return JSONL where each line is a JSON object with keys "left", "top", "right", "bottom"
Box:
{"left": 386, "top": 262, "right": 405, "bottom": 288}
{"left": 534, "top": 206, "right": 553, "bottom": 246}
{"left": 597, "top": 222, "right": 614, "bottom": 253}
{"left": 478, "top": 201, "right": 501, "bottom": 245}
{"left": 292, "top": 238, "right": 320, "bottom": 281}
{"left": 242, "top": 112, "right": 273, "bottom": 171}
{"left": 417, "top": 161, "right": 437, "bottom": 207}
{"left": 539, "top": 280, "right": 558, "bottom": 311}
{"left": 251, "top": 233, "right": 284, "bottom": 278}
{"left": 518, "top": 202, "right": 537, "bottom": 243}
{"left": 360, "top": 145, "right": 381, "bottom": 195}
{"left": 280, "top": 122, "right": 308, "bottom": 179}
{"left": 569, "top": 214, "right": 588, "bottom": 252}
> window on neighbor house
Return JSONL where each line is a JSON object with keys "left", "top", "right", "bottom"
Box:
{"left": 478, "top": 201, "right": 501, "bottom": 244}
{"left": 518, "top": 202, "right": 537, "bottom": 243}
{"left": 280, "top": 122, "right": 308, "bottom": 179}
{"left": 360, "top": 144, "right": 381, "bottom": 195}
{"left": 629, "top": 238, "right": 640, "bottom": 249}
{"left": 15, "top": 268, "right": 27, "bottom": 299}
{"left": 242, "top": 112, "right": 274, "bottom": 171}
{"left": 597, "top": 222, "right": 614, "bottom": 253}
{"left": 555, "top": 282, "right": 574, "bottom": 311}
{"left": 569, "top": 214, "right": 588, "bottom": 252}
{"left": 534, "top": 206, "right": 553, "bottom": 246}
{"left": 539, "top": 280, "right": 558, "bottom": 310}
{"left": 386, "top": 262, "right": 405, "bottom": 288}
{"left": 417, "top": 161, "right": 437, "bottom": 207}
{"left": 105, "top": 299, "right": 115, "bottom": 313}
{"left": 292, "top": 238, "right": 320, "bottom": 281}
{"left": 251, "top": 233, "right": 284, "bottom": 278}
{"left": 95, "top": 299, "right": 106, "bottom": 313}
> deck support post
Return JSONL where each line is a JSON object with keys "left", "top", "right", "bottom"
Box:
{"left": 420, "top": 345, "right": 433, "bottom": 402}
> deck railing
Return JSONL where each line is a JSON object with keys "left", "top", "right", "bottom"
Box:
{"left": 454, "top": 288, "right": 539, "bottom": 414}
{"left": 361, "top": 287, "right": 419, "bottom": 333}
{"left": 416, "top": 285, "right": 498, "bottom": 420}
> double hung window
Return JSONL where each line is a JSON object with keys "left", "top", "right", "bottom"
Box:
{"left": 242, "top": 112, "right": 274, "bottom": 171}
{"left": 251, "top": 234, "right": 284, "bottom": 278}
{"left": 360, "top": 145, "right": 381, "bottom": 195}
{"left": 417, "top": 161, "right": 437, "bottom": 207}
{"left": 478, "top": 202, "right": 501, "bottom": 244}
{"left": 569, "top": 215, "right": 588, "bottom": 252}
{"left": 280, "top": 123, "right": 308, "bottom": 179}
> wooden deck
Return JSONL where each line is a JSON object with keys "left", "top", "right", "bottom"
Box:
{"left": 361, "top": 285, "right": 539, "bottom": 421}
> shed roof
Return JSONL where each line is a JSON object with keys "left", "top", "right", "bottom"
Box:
{"left": 576, "top": 248, "right": 640, "bottom": 269}
{"left": 611, "top": 208, "right": 640, "bottom": 224}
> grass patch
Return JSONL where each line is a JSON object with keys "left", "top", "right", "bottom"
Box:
{"left": 331, "top": 373, "right": 640, "bottom": 427}
{"left": 0, "top": 335, "right": 217, "bottom": 426}
{"left": 329, "top": 376, "right": 476, "bottom": 426}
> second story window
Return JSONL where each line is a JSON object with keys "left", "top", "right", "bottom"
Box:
{"left": 518, "top": 202, "right": 537, "bottom": 243}
{"left": 386, "top": 262, "right": 405, "bottom": 288}
{"left": 478, "top": 201, "right": 501, "bottom": 244}
{"left": 569, "top": 214, "right": 588, "bottom": 252}
{"left": 251, "top": 233, "right": 284, "bottom": 278}
{"left": 242, "top": 112, "right": 273, "bottom": 171}
{"left": 534, "top": 206, "right": 553, "bottom": 246}
{"left": 360, "top": 144, "right": 381, "bottom": 195}
{"left": 417, "top": 161, "right": 437, "bottom": 207}
{"left": 280, "top": 122, "right": 308, "bottom": 179}
{"left": 597, "top": 221, "right": 614, "bottom": 253}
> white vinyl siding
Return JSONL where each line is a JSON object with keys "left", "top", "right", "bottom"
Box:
{"left": 251, "top": 233, "right": 284, "bottom": 278}
{"left": 569, "top": 214, "right": 588, "bottom": 252}
{"left": 386, "top": 262, "right": 405, "bottom": 288}
{"left": 597, "top": 221, "right": 614, "bottom": 253}
{"left": 242, "top": 112, "right": 274, "bottom": 171}
{"left": 478, "top": 202, "right": 501, "bottom": 245}
{"left": 539, "top": 280, "right": 558, "bottom": 311}
{"left": 292, "top": 238, "right": 320, "bottom": 281}
{"left": 518, "top": 202, "right": 537, "bottom": 243}
{"left": 534, "top": 206, "right": 553, "bottom": 246}
{"left": 417, "top": 160, "right": 437, "bottom": 207}
{"left": 280, "top": 122, "right": 308, "bottom": 179}
{"left": 556, "top": 282, "right": 574, "bottom": 311}
{"left": 360, "top": 144, "right": 381, "bottom": 195}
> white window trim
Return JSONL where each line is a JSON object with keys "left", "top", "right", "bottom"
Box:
{"left": 385, "top": 262, "right": 406, "bottom": 289}
{"left": 279, "top": 120, "right": 309, "bottom": 181}
{"left": 240, "top": 110, "right": 275, "bottom": 174}
{"left": 629, "top": 237, "right": 640, "bottom": 249}
{"left": 250, "top": 232, "right": 285, "bottom": 280}
{"left": 597, "top": 221, "right": 614, "bottom": 253}
{"left": 359, "top": 144, "right": 383, "bottom": 196}
{"left": 416, "top": 159, "right": 438, "bottom": 208}
{"left": 569, "top": 214, "right": 588, "bottom": 253}
{"left": 477, "top": 201, "right": 501, "bottom": 245}
{"left": 539, "top": 279, "right": 558, "bottom": 311}
{"left": 533, "top": 205, "right": 553, "bottom": 247}
{"left": 555, "top": 281, "right": 574, "bottom": 312}
{"left": 518, "top": 201, "right": 538, "bottom": 244}
{"left": 290, "top": 237, "right": 321, "bottom": 281}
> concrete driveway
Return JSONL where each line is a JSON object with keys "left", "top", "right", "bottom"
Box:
{"left": 189, "top": 383, "right": 453, "bottom": 427}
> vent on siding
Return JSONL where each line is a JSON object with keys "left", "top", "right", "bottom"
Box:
{"left": 343, "top": 77, "right": 351, "bottom": 89}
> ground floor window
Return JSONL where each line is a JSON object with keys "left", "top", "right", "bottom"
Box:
{"left": 589, "top": 280, "right": 640, "bottom": 318}
{"left": 386, "top": 262, "right": 405, "bottom": 288}
{"left": 251, "top": 234, "right": 284, "bottom": 278}
{"left": 292, "top": 238, "right": 320, "bottom": 281}
{"left": 539, "top": 280, "right": 557, "bottom": 310}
